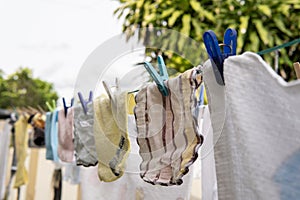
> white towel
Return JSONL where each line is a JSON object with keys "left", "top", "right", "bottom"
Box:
{"left": 203, "top": 52, "right": 300, "bottom": 200}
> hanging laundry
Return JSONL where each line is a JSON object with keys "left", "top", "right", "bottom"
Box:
{"left": 14, "top": 114, "right": 29, "bottom": 188}
{"left": 5, "top": 122, "right": 18, "bottom": 200}
{"left": 51, "top": 110, "right": 59, "bottom": 163}
{"left": 127, "top": 93, "right": 136, "bottom": 115}
{"left": 58, "top": 108, "right": 75, "bottom": 163}
{"left": 28, "top": 113, "right": 46, "bottom": 147}
{"left": 45, "top": 112, "right": 54, "bottom": 160}
{"left": 198, "top": 105, "right": 218, "bottom": 200}
{"left": 45, "top": 110, "right": 59, "bottom": 162}
{"left": 0, "top": 120, "right": 12, "bottom": 199}
{"left": 93, "top": 91, "right": 130, "bottom": 182}
{"left": 63, "top": 164, "right": 81, "bottom": 184}
{"left": 79, "top": 114, "right": 194, "bottom": 200}
{"left": 202, "top": 52, "right": 300, "bottom": 200}
{"left": 73, "top": 102, "right": 98, "bottom": 167}
{"left": 134, "top": 68, "right": 203, "bottom": 186}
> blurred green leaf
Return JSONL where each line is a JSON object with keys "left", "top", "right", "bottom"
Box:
{"left": 274, "top": 19, "right": 293, "bottom": 36}
{"left": 144, "top": 13, "right": 156, "bottom": 24}
{"left": 168, "top": 11, "right": 183, "bottom": 27}
{"left": 286, "top": 0, "right": 300, "bottom": 4}
{"left": 191, "top": 18, "right": 202, "bottom": 39}
{"left": 280, "top": 5, "right": 290, "bottom": 17}
{"left": 203, "top": 10, "right": 215, "bottom": 22}
{"left": 136, "top": 0, "right": 144, "bottom": 9}
{"left": 168, "top": 31, "right": 179, "bottom": 52}
{"left": 160, "top": 7, "right": 175, "bottom": 18}
{"left": 181, "top": 14, "right": 191, "bottom": 35}
{"left": 249, "top": 31, "right": 259, "bottom": 52}
{"left": 190, "top": 0, "right": 202, "bottom": 12}
{"left": 177, "top": 37, "right": 185, "bottom": 52}
{"left": 237, "top": 16, "right": 249, "bottom": 51}
{"left": 254, "top": 20, "right": 269, "bottom": 45}
{"left": 258, "top": 5, "right": 272, "bottom": 17}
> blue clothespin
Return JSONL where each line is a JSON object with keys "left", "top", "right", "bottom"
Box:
{"left": 62, "top": 97, "right": 74, "bottom": 117}
{"left": 203, "top": 28, "right": 237, "bottom": 85}
{"left": 78, "top": 91, "right": 93, "bottom": 114}
{"left": 142, "top": 55, "right": 169, "bottom": 96}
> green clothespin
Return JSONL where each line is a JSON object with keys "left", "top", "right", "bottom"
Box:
{"left": 45, "top": 99, "right": 56, "bottom": 112}
{"left": 142, "top": 55, "right": 169, "bottom": 96}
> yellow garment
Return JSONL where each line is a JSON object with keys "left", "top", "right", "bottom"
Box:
{"left": 14, "top": 114, "right": 29, "bottom": 188}
{"left": 93, "top": 92, "right": 130, "bottom": 182}
{"left": 127, "top": 93, "right": 136, "bottom": 115}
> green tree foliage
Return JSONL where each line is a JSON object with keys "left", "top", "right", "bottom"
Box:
{"left": 115, "top": 0, "right": 300, "bottom": 80}
{"left": 0, "top": 67, "right": 58, "bottom": 110}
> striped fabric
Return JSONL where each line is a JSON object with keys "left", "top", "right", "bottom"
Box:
{"left": 134, "top": 68, "right": 203, "bottom": 186}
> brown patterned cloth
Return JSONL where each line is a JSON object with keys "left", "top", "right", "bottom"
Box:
{"left": 134, "top": 68, "right": 203, "bottom": 186}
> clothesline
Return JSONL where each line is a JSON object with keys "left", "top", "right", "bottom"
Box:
{"left": 257, "top": 38, "right": 300, "bottom": 55}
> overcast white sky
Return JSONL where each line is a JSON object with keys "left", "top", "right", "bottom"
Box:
{"left": 0, "top": 0, "right": 146, "bottom": 100}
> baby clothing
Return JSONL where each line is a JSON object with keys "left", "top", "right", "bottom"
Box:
{"left": 79, "top": 114, "right": 194, "bottom": 200}
{"left": 27, "top": 113, "right": 46, "bottom": 147}
{"left": 45, "top": 110, "right": 59, "bottom": 162}
{"left": 14, "top": 114, "right": 29, "bottom": 188}
{"left": 0, "top": 121, "right": 12, "bottom": 198}
{"left": 45, "top": 112, "right": 54, "bottom": 160}
{"left": 93, "top": 92, "right": 130, "bottom": 182}
{"left": 73, "top": 102, "right": 98, "bottom": 167}
{"left": 58, "top": 108, "right": 75, "bottom": 163}
{"left": 51, "top": 110, "right": 59, "bottom": 162}
{"left": 134, "top": 68, "right": 203, "bottom": 185}
{"left": 198, "top": 105, "right": 218, "bottom": 200}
